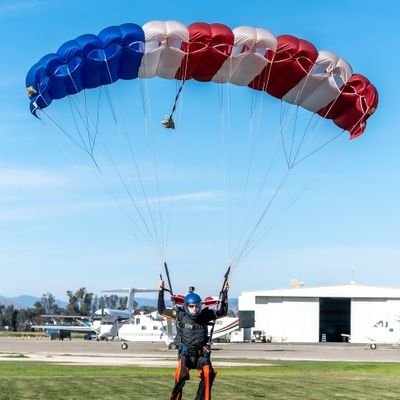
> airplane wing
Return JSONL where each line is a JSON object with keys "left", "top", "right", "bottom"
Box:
{"left": 41, "top": 314, "right": 90, "bottom": 320}
{"left": 32, "top": 324, "right": 96, "bottom": 333}
{"left": 102, "top": 288, "right": 158, "bottom": 293}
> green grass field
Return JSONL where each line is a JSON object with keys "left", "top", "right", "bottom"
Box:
{"left": 0, "top": 361, "right": 399, "bottom": 399}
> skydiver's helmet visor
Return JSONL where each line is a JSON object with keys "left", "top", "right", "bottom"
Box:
{"left": 184, "top": 292, "right": 202, "bottom": 317}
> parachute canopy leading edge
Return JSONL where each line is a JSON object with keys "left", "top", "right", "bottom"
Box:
{"left": 26, "top": 20, "right": 378, "bottom": 138}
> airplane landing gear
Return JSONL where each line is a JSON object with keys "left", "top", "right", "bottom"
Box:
{"left": 121, "top": 342, "right": 128, "bottom": 350}
{"left": 168, "top": 342, "right": 177, "bottom": 350}
{"left": 369, "top": 343, "right": 377, "bottom": 350}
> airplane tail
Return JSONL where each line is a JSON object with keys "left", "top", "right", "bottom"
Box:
{"left": 102, "top": 288, "right": 158, "bottom": 316}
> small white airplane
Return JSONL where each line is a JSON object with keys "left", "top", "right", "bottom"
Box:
{"left": 341, "top": 314, "right": 400, "bottom": 350}
{"left": 32, "top": 314, "right": 100, "bottom": 340}
{"left": 364, "top": 314, "right": 400, "bottom": 350}
{"left": 32, "top": 287, "right": 157, "bottom": 341}
{"left": 118, "top": 310, "right": 173, "bottom": 349}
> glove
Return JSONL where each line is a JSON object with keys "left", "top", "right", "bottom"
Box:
{"left": 221, "top": 282, "right": 229, "bottom": 301}
{"left": 202, "top": 345, "right": 211, "bottom": 355}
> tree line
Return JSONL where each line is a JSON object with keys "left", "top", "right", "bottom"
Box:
{"left": 0, "top": 287, "right": 146, "bottom": 332}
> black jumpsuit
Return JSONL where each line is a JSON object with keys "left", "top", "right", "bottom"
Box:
{"left": 158, "top": 290, "right": 228, "bottom": 400}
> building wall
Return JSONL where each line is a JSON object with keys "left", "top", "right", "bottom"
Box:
{"left": 239, "top": 290, "right": 400, "bottom": 344}
{"left": 238, "top": 292, "right": 255, "bottom": 311}
{"left": 254, "top": 296, "right": 319, "bottom": 342}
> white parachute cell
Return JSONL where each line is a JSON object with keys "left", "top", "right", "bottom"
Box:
{"left": 139, "top": 20, "right": 188, "bottom": 79}
{"left": 282, "top": 50, "right": 353, "bottom": 112}
{"left": 212, "top": 26, "right": 277, "bottom": 85}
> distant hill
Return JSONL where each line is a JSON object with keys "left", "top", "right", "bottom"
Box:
{"left": 0, "top": 296, "right": 16, "bottom": 308}
{"left": 229, "top": 298, "right": 238, "bottom": 313}
{"left": 134, "top": 297, "right": 157, "bottom": 308}
{"left": 0, "top": 295, "right": 67, "bottom": 309}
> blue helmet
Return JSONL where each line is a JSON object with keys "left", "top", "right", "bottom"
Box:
{"left": 184, "top": 292, "right": 202, "bottom": 317}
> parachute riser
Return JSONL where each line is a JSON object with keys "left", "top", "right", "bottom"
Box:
{"left": 160, "top": 262, "right": 175, "bottom": 306}
{"left": 208, "top": 265, "right": 231, "bottom": 345}
{"left": 161, "top": 80, "right": 186, "bottom": 129}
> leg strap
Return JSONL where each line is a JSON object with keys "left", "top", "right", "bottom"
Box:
{"left": 195, "top": 362, "right": 216, "bottom": 400}
{"left": 170, "top": 357, "right": 190, "bottom": 400}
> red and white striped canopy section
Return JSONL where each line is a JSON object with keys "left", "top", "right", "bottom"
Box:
{"left": 139, "top": 21, "right": 378, "bottom": 138}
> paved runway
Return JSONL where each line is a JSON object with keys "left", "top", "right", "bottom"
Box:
{"left": 0, "top": 337, "right": 399, "bottom": 366}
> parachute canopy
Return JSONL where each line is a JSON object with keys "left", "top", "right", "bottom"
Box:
{"left": 26, "top": 20, "right": 378, "bottom": 138}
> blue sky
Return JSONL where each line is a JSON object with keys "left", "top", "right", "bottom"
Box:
{"left": 0, "top": 0, "right": 399, "bottom": 302}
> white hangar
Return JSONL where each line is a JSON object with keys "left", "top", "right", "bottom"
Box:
{"left": 238, "top": 283, "right": 400, "bottom": 343}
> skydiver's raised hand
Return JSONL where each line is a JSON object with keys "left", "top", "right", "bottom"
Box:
{"left": 221, "top": 281, "right": 229, "bottom": 303}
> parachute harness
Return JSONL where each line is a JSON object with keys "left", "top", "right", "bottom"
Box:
{"left": 161, "top": 262, "right": 230, "bottom": 345}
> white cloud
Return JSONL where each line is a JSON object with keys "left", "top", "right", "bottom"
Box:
{"left": 0, "top": 167, "right": 219, "bottom": 220}
{"left": 0, "top": 1, "right": 54, "bottom": 15}
{"left": 0, "top": 194, "right": 23, "bottom": 203}
{"left": 0, "top": 168, "right": 62, "bottom": 187}
{"left": 0, "top": 166, "right": 108, "bottom": 221}
{"left": 0, "top": 199, "right": 115, "bottom": 222}
{"left": 151, "top": 191, "right": 224, "bottom": 204}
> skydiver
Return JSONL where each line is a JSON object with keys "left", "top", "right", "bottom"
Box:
{"left": 157, "top": 279, "right": 229, "bottom": 400}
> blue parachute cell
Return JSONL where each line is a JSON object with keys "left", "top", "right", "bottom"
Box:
{"left": 26, "top": 53, "right": 65, "bottom": 110}
{"left": 26, "top": 23, "right": 145, "bottom": 115}
{"left": 117, "top": 23, "right": 146, "bottom": 80}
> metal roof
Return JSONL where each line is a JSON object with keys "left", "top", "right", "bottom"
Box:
{"left": 241, "top": 284, "right": 400, "bottom": 299}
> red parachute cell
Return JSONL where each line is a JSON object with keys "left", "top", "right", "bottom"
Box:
{"left": 249, "top": 34, "right": 319, "bottom": 99}
{"left": 171, "top": 294, "right": 219, "bottom": 307}
{"left": 317, "top": 74, "right": 379, "bottom": 139}
{"left": 176, "top": 22, "right": 234, "bottom": 82}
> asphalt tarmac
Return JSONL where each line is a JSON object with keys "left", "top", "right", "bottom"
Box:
{"left": 0, "top": 337, "right": 399, "bottom": 366}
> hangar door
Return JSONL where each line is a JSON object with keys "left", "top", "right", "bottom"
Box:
{"left": 319, "top": 298, "right": 350, "bottom": 342}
